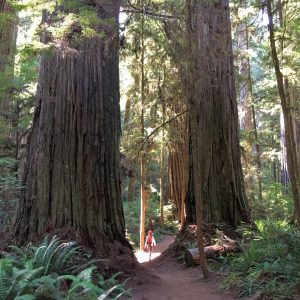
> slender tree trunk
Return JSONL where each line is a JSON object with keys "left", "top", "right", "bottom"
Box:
{"left": 160, "top": 102, "right": 165, "bottom": 225}
{"left": 139, "top": 0, "right": 147, "bottom": 250}
{"left": 290, "top": 87, "right": 300, "bottom": 172}
{"left": 280, "top": 109, "right": 289, "bottom": 193}
{"left": 251, "top": 100, "right": 263, "bottom": 202}
{"left": 267, "top": 0, "right": 300, "bottom": 225}
{"left": 13, "top": 1, "right": 130, "bottom": 254}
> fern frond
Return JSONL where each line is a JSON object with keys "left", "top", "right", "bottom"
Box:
{"left": 0, "top": 259, "right": 13, "bottom": 299}
{"left": 14, "top": 294, "right": 36, "bottom": 300}
{"left": 69, "top": 281, "right": 102, "bottom": 299}
{"left": 113, "top": 288, "right": 132, "bottom": 300}
{"left": 42, "top": 236, "right": 61, "bottom": 269}
{"left": 33, "top": 246, "right": 47, "bottom": 267}
{"left": 97, "top": 284, "right": 126, "bottom": 300}
{"left": 77, "top": 266, "right": 97, "bottom": 282}
{"left": 52, "top": 243, "right": 79, "bottom": 274}
{"left": 44, "top": 243, "right": 66, "bottom": 275}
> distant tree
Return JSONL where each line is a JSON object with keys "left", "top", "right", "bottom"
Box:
{"left": 0, "top": 0, "right": 17, "bottom": 159}
{"left": 14, "top": 1, "right": 130, "bottom": 254}
{"left": 232, "top": 2, "right": 262, "bottom": 203}
{"left": 266, "top": 0, "right": 300, "bottom": 225}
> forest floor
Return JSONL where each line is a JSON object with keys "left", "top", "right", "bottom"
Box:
{"left": 129, "top": 235, "right": 235, "bottom": 300}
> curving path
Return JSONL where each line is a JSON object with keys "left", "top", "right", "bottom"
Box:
{"left": 131, "top": 235, "right": 235, "bottom": 300}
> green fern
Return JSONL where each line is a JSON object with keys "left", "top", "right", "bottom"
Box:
{"left": 33, "top": 246, "right": 47, "bottom": 269}
{"left": 0, "top": 259, "right": 13, "bottom": 299}
{"left": 30, "top": 236, "right": 79, "bottom": 275}
{"left": 14, "top": 295, "right": 36, "bottom": 300}
{"left": 1, "top": 239, "right": 131, "bottom": 299}
{"left": 51, "top": 242, "right": 80, "bottom": 274}
{"left": 42, "top": 237, "right": 62, "bottom": 268}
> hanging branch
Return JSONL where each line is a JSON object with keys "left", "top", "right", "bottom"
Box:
{"left": 137, "top": 109, "right": 189, "bottom": 157}
{"left": 123, "top": 109, "right": 189, "bottom": 155}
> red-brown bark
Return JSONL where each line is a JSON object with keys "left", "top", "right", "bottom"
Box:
{"left": 13, "top": 1, "right": 130, "bottom": 254}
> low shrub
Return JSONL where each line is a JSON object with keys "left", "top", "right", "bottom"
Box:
{"left": 220, "top": 221, "right": 300, "bottom": 299}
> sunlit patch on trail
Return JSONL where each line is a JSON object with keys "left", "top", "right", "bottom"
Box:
{"left": 134, "top": 236, "right": 175, "bottom": 263}
{"left": 134, "top": 250, "right": 162, "bottom": 263}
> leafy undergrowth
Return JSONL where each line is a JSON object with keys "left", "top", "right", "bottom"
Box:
{"left": 123, "top": 198, "right": 178, "bottom": 249}
{"left": 0, "top": 236, "right": 131, "bottom": 300}
{"left": 219, "top": 221, "right": 300, "bottom": 299}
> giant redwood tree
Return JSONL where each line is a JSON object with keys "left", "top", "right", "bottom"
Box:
{"left": 185, "top": 0, "right": 250, "bottom": 227}
{"left": 14, "top": 1, "right": 130, "bottom": 254}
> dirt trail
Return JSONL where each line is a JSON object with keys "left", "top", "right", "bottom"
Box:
{"left": 131, "top": 236, "right": 234, "bottom": 300}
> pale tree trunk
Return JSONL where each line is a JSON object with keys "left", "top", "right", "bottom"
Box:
{"left": 139, "top": 0, "right": 147, "bottom": 250}
{"left": 14, "top": 1, "right": 131, "bottom": 254}
{"left": 160, "top": 101, "right": 165, "bottom": 225}
{"left": 160, "top": 146, "right": 165, "bottom": 224}
{"left": 280, "top": 109, "right": 289, "bottom": 193}
{"left": 0, "top": 0, "right": 17, "bottom": 158}
{"left": 267, "top": 0, "right": 300, "bottom": 225}
{"left": 290, "top": 87, "right": 300, "bottom": 171}
{"left": 251, "top": 102, "right": 263, "bottom": 202}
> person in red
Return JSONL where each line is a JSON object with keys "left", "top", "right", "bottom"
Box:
{"left": 144, "top": 229, "right": 156, "bottom": 253}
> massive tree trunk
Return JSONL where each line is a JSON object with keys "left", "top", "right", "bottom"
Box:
{"left": 13, "top": 1, "right": 130, "bottom": 254}
{"left": 0, "top": 0, "right": 17, "bottom": 158}
{"left": 185, "top": 0, "right": 250, "bottom": 227}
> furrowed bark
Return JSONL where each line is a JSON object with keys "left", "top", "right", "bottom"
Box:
{"left": 13, "top": 1, "right": 130, "bottom": 254}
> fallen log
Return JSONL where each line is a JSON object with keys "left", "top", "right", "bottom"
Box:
{"left": 185, "top": 231, "right": 241, "bottom": 267}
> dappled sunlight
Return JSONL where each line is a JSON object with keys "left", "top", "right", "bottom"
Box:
{"left": 134, "top": 249, "right": 162, "bottom": 263}
{"left": 134, "top": 236, "right": 175, "bottom": 263}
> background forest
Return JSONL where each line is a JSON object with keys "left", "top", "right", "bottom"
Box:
{"left": 0, "top": 0, "right": 299, "bottom": 299}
